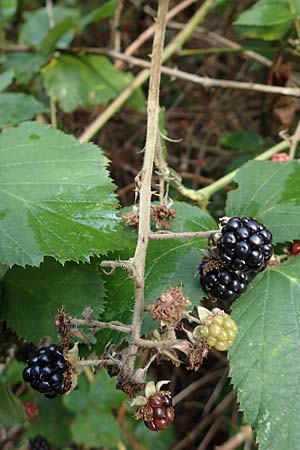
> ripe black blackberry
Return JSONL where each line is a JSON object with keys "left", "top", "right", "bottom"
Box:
{"left": 23, "top": 345, "right": 68, "bottom": 399}
{"left": 199, "top": 258, "right": 250, "bottom": 302}
{"left": 29, "top": 436, "right": 50, "bottom": 450}
{"left": 217, "top": 217, "right": 273, "bottom": 272}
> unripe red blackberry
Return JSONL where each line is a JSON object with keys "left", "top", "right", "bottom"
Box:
{"left": 29, "top": 436, "right": 50, "bottom": 450}
{"left": 271, "top": 153, "right": 290, "bottom": 161}
{"left": 144, "top": 391, "right": 174, "bottom": 432}
{"left": 217, "top": 217, "right": 273, "bottom": 272}
{"left": 197, "top": 311, "right": 238, "bottom": 351}
{"left": 23, "top": 345, "right": 68, "bottom": 399}
{"left": 292, "top": 241, "right": 300, "bottom": 255}
{"left": 199, "top": 258, "right": 250, "bottom": 302}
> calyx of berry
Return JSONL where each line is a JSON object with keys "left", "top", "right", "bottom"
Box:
{"left": 133, "top": 380, "right": 174, "bottom": 432}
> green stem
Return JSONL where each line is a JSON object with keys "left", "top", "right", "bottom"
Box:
{"left": 174, "top": 139, "right": 290, "bottom": 207}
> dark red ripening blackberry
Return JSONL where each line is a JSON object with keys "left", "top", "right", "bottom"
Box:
{"left": 217, "top": 217, "right": 273, "bottom": 272}
{"left": 199, "top": 259, "right": 250, "bottom": 302}
{"left": 144, "top": 392, "right": 175, "bottom": 431}
{"left": 23, "top": 345, "right": 68, "bottom": 399}
{"left": 29, "top": 436, "right": 50, "bottom": 450}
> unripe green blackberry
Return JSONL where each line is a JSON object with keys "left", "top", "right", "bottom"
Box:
{"left": 197, "top": 311, "right": 238, "bottom": 351}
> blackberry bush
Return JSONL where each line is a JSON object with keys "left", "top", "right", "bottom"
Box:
{"left": 23, "top": 345, "right": 68, "bottom": 399}
{"left": 217, "top": 216, "right": 273, "bottom": 272}
{"left": 199, "top": 257, "right": 251, "bottom": 302}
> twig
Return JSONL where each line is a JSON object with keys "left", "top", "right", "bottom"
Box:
{"left": 289, "top": 116, "right": 300, "bottom": 158}
{"left": 126, "top": 0, "right": 170, "bottom": 373}
{"left": 106, "top": 50, "right": 300, "bottom": 97}
{"left": 173, "top": 368, "right": 225, "bottom": 406}
{"left": 79, "top": 0, "right": 214, "bottom": 143}
{"left": 110, "top": 0, "right": 124, "bottom": 51}
{"left": 168, "top": 21, "right": 273, "bottom": 68}
{"left": 45, "top": 0, "right": 57, "bottom": 128}
{"left": 215, "top": 426, "right": 253, "bottom": 450}
{"left": 171, "top": 392, "right": 234, "bottom": 450}
{"left": 69, "top": 318, "right": 132, "bottom": 334}
{"left": 196, "top": 419, "right": 221, "bottom": 450}
{"left": 134, "top": 337, "right": 185, "bottom": 349}
{"left": 148, "top": 230, "right": 219, "bottom": 240}
{"left": 171, "top": 138, "right": 291, "bottom": 207}
{"left": 115, "top": 0, "right": 197, "bottom": 69}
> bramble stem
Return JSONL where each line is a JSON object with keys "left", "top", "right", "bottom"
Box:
{"left": 172, "top": 139, "right": 291, "bottom": 207}
{"left": 126, "top": 0, "right": 170, "bottom": 373}
{"left": 148, "top": 230, "right": 219, "bottom": 240}
{"left": 70, "top": 318, "right": 132, "bottom": 334}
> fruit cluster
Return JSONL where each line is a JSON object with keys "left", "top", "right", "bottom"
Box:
{"left": 29, "top": 436, "right": 50, "bottom": 450}
{"left": 23, "top": 345, "right": 68, "bottom": 399}
{"left": 198, "top": 311, "right": 238, "bottom": 351}
{"left": 144, "top": 392, "right": 175, "bottom": 431}
{"left": 200, "top": 216, "right": 273, "bottom": 303}
{"left": 199, "top": 262, "right": 250, "bottom": 302}
{"left": 217, "top": 217, "right": 272, "bottom": 272}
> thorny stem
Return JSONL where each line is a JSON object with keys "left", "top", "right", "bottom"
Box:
{"left": 127, "top": 0, "right": 170, "bottom": 373}
{"left": 134, "top": 338, "right": 186, "bottom": 349}
{"left": 155, "top": 134, "right": 169, "bottom": 204}
{"left": 105, "top": 50, "right": 300, "bottom": 97}
{"left": 148, "top": 230, "right": 219, "bottom": 240}
{"left": 70, "top": 318, "right": 132, "bottom": 334}
{"left": 115, "top": 0, "right": 197, "bottom": 69}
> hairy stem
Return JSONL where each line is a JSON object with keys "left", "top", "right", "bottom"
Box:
{"left": 70, "top": 318, "right": 132, "bottom": 333}
{"left": 148, "top": 230, "right": 219, "bottom": 240}
{"left": 127, "top": 0, "right": 170, "bottom": 373}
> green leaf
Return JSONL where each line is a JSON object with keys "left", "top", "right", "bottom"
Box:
{"left": 26, "top": 396, "right": 74, "bottom": 446}
{"left": 229, "top": 257, "right": 300, "bottom": 450}
{"left": 0, "top": 258, "right": 106, "bottom": 343}
{"left": 39, "top": 17, "right": 77, "bottom": 54}
{"left": 235, "top": 22, "right": 291, "bottom": 40}
{"left": 221, "top": 131, "right": 263, "bottom": 151}
{"left": 89, "top": 370, "right": 126, "bottom": 408}
{"left": 3, "top": 52, "right": 48, "bottom": 85}
{"left": 0, "top": 0, "right": 17, "bottom": 22}
{"left": 71, "top": 408, "right": 121, "bottom": 448}
{"left": 64, "top": 370, "right": 126, "bottom": 412}
{"left": 64, "top": 371, "right": 126, "bottom": 448}
{"left": 226, "top": 161, "right": 300, "bottom": 244}
{"left": 0, "top": 121, "right": 123, "bottom": 267}
{"left": 0, "top": 93, "right": 48, "bottom": 127}
{"left": 78, "top": 0, "right": 117, "bottom": 29}
{"left": 19, "top": 6, "right": 79, "bottom": 48}
{"left": 31, "top": 1, "right": 117, "bottom": 55}
{"left": 97, "top": 202, "right": 216, "bottom": 349}
{"left": 0, "top": 361, "right": 24, "bottom": 385}
{"left": 234, "top": 0, "right": 296, "bottom": 40}
{"left": 42, "top": 54, "right": 145, "bottom": 113}
{"left": 0, "top": 69, "right": 14, "bottom": 92}
{"left": 0, "top": 379, "right": 26, "bottom": 427}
